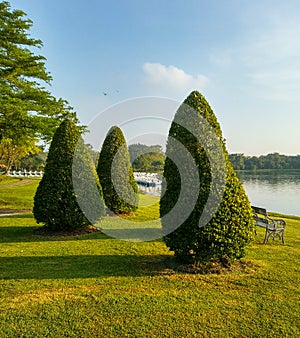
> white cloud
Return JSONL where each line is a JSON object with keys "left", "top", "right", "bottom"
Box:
{"left": 142, "top": 63, "right": 208, "bottom": 93}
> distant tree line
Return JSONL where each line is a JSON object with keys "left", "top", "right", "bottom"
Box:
{"left": 5, "top": 143, "right": 165, "bottom": 173}
{"left": 229, "top": 153, "right": 300, "bottom": 170}
{"left": 11, "top": 150, "right": 300, "bottom": 173}
{"left": 128, "top": 143, "right": 165, "bottom": 172}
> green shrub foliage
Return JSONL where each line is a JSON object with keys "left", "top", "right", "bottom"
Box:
{"left": 160, "top": 91, "right": 254, "bottom": 264}
{"left": 33, "top": 119, "right": 105, "bottom": 230}
{"left": 97, "top": 126, "right": 138, "bottom": 214}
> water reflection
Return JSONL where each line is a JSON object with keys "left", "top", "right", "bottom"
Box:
{"left": 237, "top": 170, "right": 300, "bottom": 216}
{"left": 138, "top": 170, "right": 300, "bottom": 216}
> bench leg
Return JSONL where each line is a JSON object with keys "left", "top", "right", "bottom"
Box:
{"left": 263, "top": 229, "right": 285, "bottom": 244}
{"left": 263, "top": 229, "right": 269, "bottom": 244}
{"left": 281, "top": 230, "right": 285, "bottom": 244}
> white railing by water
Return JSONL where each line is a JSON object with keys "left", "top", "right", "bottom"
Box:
{"left": 134, "top": 172, "right": 162, "bottom": 187}
{"left": 7, "top": 170, "right": 43, "bottom": 178}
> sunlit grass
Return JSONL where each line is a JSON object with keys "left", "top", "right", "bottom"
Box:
{"left": 0, "top": 177, "right": 40, "bottom": 210}
{"left": 0, "top": 178, "right": 299, "bottom": 337}
{"left": 0, "top": 213, "right": 299, "bottom": 337}
{"left": 123, "top": 193, "right": 160, "bottom": 222}
{"left": 0, "top": 176, "right": 18, "bottom": 185}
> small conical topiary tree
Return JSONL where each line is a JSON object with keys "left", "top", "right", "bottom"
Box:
{"left": 33, "top": 119, "right": 105, "bottom": 231}
{"left": 160, "top": 91, "right": 254, "bottom": 264}
{"left": 97, "top": 126, "right": 138, "bottom": 214}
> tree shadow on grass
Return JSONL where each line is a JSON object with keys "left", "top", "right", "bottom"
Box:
{"left": 0, "top": 214, "right": 112, "bottom": 243}
{"left": 0, "top": 254, "right": 173, "bottom": 280}
{"left": 0, "top": 226, "right": 112, "bottom": 243}
{"left": 0, "top": 214, "right": 163, "bottom": 243}
{"left": 0, "top": 226, "right": 165, "bottom": 243}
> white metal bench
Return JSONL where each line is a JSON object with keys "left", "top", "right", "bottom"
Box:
{"left": 251, "top": 206, "right": 286, "bottom": 244}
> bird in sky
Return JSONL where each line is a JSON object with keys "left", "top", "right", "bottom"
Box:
{"left": 102, "top": 90, "right": 119, "bottom": 96}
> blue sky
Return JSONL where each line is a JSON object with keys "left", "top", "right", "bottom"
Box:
{"left": 9, "top": 0, "right": 300, "bottom": 155}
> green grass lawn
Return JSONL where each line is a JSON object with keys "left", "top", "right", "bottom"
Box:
{"left": 0, "top": 177, "right": 40, "bottom": 210}
{"left": 0, "top": 177, "right": 299, "bottom": 337}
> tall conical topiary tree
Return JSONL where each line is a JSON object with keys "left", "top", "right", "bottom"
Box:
{"left": 97, "top": 126, "right": 138, "bottom": 214}
{"left": 33, "top": 119, "right": 105, "bottom": 231}
{"left": 160, "top": 91, "right": 254, "bottom": 264}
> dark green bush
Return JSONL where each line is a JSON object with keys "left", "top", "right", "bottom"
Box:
{"left": 33, "top": 119, "right": 105, "bottom": 230}
{"left": 97, "top": 126, "right": 138, "bottom": 214}
{"left": 160, "top": 91, "right": 254, "bottom": 264}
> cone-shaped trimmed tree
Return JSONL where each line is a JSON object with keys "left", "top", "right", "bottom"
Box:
{"left": 97, "top": 126, "right": 138, "bottom": 214}
{"left": 160, "top": 91, "right": 254, "bottom": 264}
{"left": 33, "top": 119, "right": 105, "bottom": 231}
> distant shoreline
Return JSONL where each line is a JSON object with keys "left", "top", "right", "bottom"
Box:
{"left": 235, "top": 168, "right": 300, "bottom": 173}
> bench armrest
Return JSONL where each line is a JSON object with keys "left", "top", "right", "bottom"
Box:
{"left": 266, "top": 216, "right": 286, "bottom": 229}
{"left": 272, "top": 218, "right": 286, "bottom": 228}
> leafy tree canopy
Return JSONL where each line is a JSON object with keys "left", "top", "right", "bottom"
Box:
{"left": 160, "top": 91, "right": 254, "bottom": 265}
{"left": 33, "top": 119, "right": 105, "bottom": 231}
{"left": 17, "top": 151, "right": 47, "bottom": 171}
{"left": 229, "top": 153, "right": 300, "bottom": 170}
{"left": 129, "top": 143, "right": 165, "bottom": 172}
{"left": 97, "top": 126, "right": 138, "bottom": 214}
{"left": 128, "top": 143, "right": 163, "bottom": 163}
{"left": 0, "top": 1, "right": 80, "bottom": 146}
{"left": 0, "top": 137, "right": 40, "bottom": 173}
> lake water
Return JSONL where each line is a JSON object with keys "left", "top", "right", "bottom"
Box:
{"left": 138, "top": 170, "right": 300, "bottom": 216}
{"left": 237, "top": 170, "right": 300, "bottom": 216}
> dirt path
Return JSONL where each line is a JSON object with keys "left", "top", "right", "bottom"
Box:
{"left": 0, "top": 209, "right": 32, "bottom": 216}
{"left": 0, "top": 179, "right": 36, "bottom": 188}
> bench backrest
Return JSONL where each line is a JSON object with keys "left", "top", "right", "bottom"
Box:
{"left": 251, "top": 206, "right": 267, "bottom": 216}
{"left": 252, "top": 206, "right": 269, "bottom": 224}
